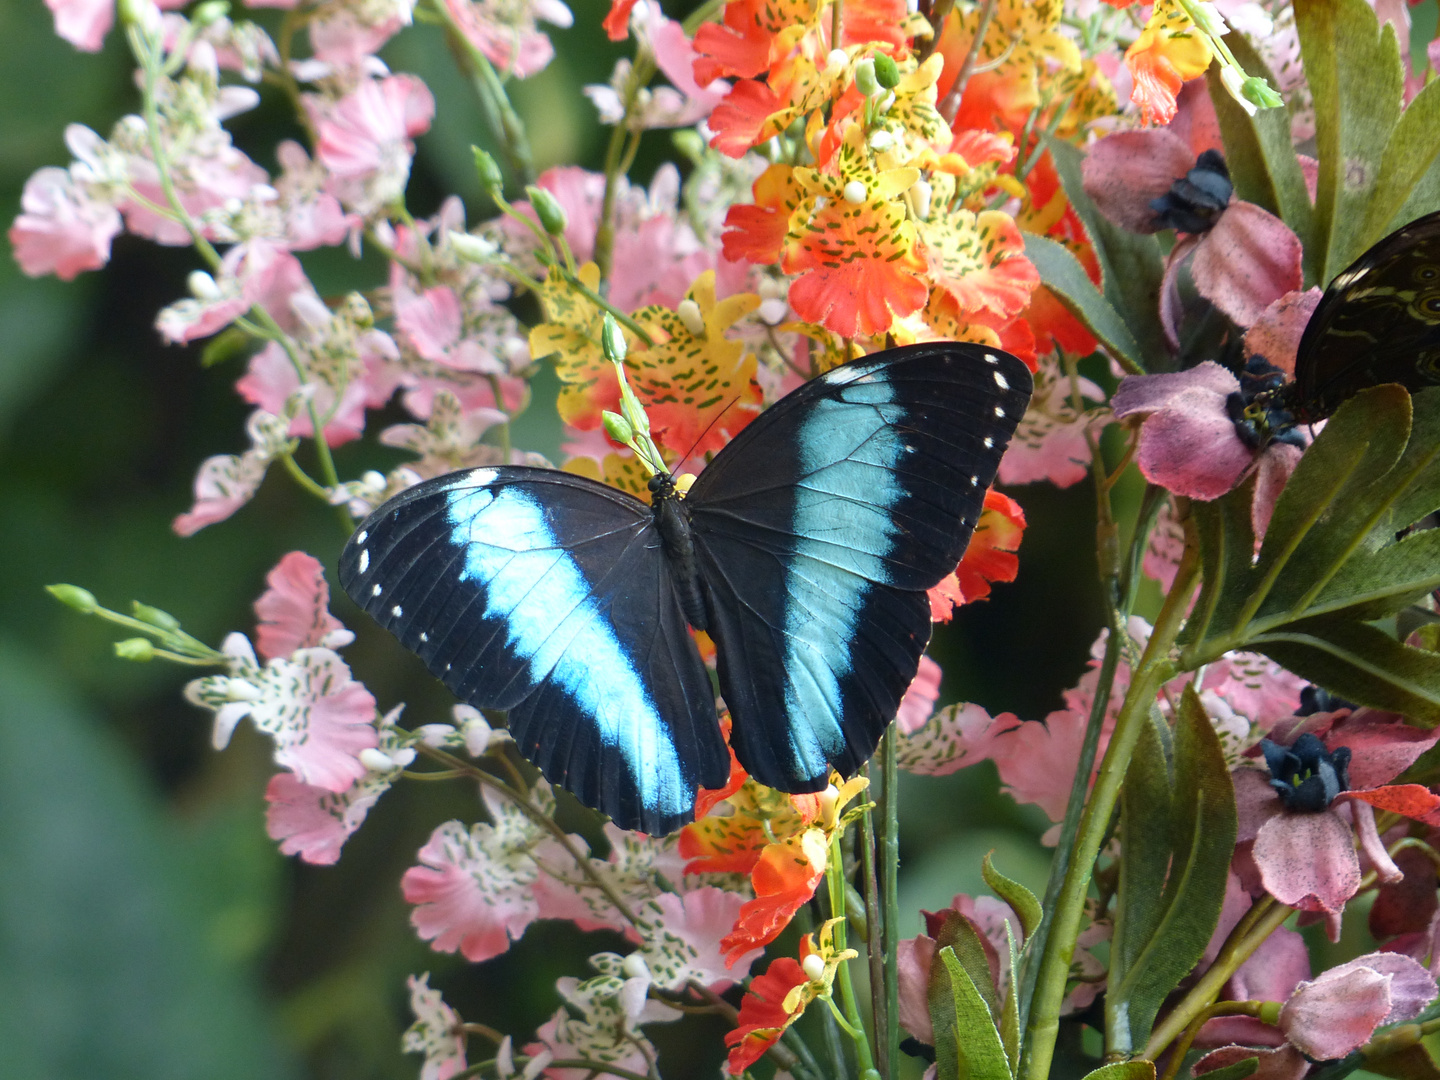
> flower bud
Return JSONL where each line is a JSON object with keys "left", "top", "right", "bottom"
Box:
{"left": 909, "top": 177, "right": 933, "bottom": 220}
{"left": 603, "top": 410, "right": 635, "bottom": 446}
{"left": 526, "top": 186, "right": 568, "bottom": 236}
{"left": 341, "top": 291, "right": 373, "bottom": 328}
{"left": 622, "top": 953, "right": 651, "bottom": 980}
{"left": 843, "top": 180, "right": 868, "bottom": 206}
{"left": 360, "top": 748, "right": 398, "bottom": 773}
{"left": 1242, "top": 74, "right": 1283, "bottom": 110}
{"left": 819, "top": 782, "right": 841, "bottom": 826}
{"left": 192, "top": 1, "right": 230, "bottom": 28}
{"left": 854, "top": 58, "right": 880, "bottom": 99}
{"left": 871, "top": 52, "right": 900, "bottom": 89}
{"left": 802, "top": 954, "right": 826, "bottom": 982}
{"left": 868, "top": 128, "right": 895, "bottom": 152}
{"left": 472, "top": 147, "right": 504, "bottom": 195}
{"left": 449, "top": 231, "right": 498, "bottom": 264}
{"left": 1219, "top": 67, "right": 1258, "bottom": 116}
{"left": 671, "top": 128, "right": 705, "bottom": 162}
{"left": 825, "top": 49, "right": 849, "bottom": 77}
{"left": 132, "top": 602, "right": 181, "bottom": 631}
{"left": 677, "top": 298, "right": 706, "bottom": 337}
{"left": 188, "top": 270, "right": 221, "bottom": 301}
{"left": 415, "top": 723, "right": 457, "bottom": 747}
{"left": 115, "top": 637, "right": 155, "bottom": 661}
{"left": 48, "top": 584, "right": 97, "bottom": 613}
{"left": 601, "top": 314, "right": 628, "bottom": 364}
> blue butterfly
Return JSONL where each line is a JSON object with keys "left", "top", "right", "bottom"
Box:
{"left": 339, "top": 342, "right": 1032, "bottom": 834}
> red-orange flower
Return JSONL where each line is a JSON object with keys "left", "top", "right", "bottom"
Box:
{"left": 723, "top": 956, "right": 808, "bottom": 1073}
{"left": 928, "top": 489, "right": 1026, "bottom": 621}
{"left": 721, "top": 164, "right": 803, "bottom": 266}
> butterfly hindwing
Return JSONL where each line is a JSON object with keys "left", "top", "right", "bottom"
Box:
{"left": 1297, "top": 210, "right": 1440, "bottom": 417}
{"left": 339, "top": 467, "right": 728, "bottom": 835}
{"left": 685, "top": 343, "right": 1033, "bottom": 792}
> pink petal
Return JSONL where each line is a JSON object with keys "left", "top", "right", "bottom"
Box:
{"left": 1169, "top": 77, "right": 1224, "bottom": 159}
{"left": 1346, "top": 798, "right": 1403, "bottom": 882}
{"left": 1254, "top": 809, "right": 1362, "bottom": 913}
{"left": 1371, "top": 847, "right": 1440, "bottom": 938}
{"left": 265, "top": 771, "right": 386, "bottom": 864}
{"left": 1133, "top": 392, "right": 1255, "bottom": 499}
{"left": 1329, "top": 711, "right": 1440, "bottom": 790}
{"left": 1233, "top": 767, "right": 1282, "bottom": 843}
{"left": 254, "top": 551, "right": 346, "bottom": 661}
{"left": 896, "top": 655, "right": 942, "bottom": 735}
{"left": 1252, "top": 442, "right": 1303, "bottom": 541}
{"left": 1194, "top": 1044, "right": 1311, "bottom": 1079}
{"left": 403, "top": 816, "right": 541, "bottom": 962}
{"left": 396, "top": 285, "right": 464, "bottom": 362}
{"left": 1242, "top": 289, "right": 1323, "bottom": 376}
{"left": 1280, "top": 952, "right": 1437, "bottom": 1058}
{"left": 173, "top": 450, "right": 266, "bottom": 536}
{"left": 9, "top": 166, "right": 121, "bottom": 280}
{"left": 1191, "top": 202, "right": 1304, "bottom": 328}
{"left": 897, "top": 935, "right": 937, "bottom": 1044}
{"left": 45, "top": 0, "right": 112, "bottom": 51}
{"left": 268, "top": 650, "right": 378, "bottom": 792}
{"left": 647, "top": 887, "right": 759, "bottom": 989}
{"left": 1081, "top": 129, "right": 1195, "bottom": 234}
{"left": 1111, "top": 361, "right": 1241, "bottom": 418}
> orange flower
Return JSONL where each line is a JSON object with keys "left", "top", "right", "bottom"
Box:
{"left": 601, "top": 0, "right": 636, "bottom": 40}
{"left": 721, "top": 165, "right": 804, "bottom": 267}
{"left": 920, "top": 208, "right": 1040, "bottom": 321}
{"left": 627, "top": 271, "right": 763, "bottom": 457}
{"left": 928, "top": 489, "right": 1026, "bottom": 621}
{"left": 783, "top": 133, "right": 928, "bottom": 337}
{"left": 680, "top": 779, "right": 818, "bottom": 876}
{"left": 1124, "top": 0, "right": 1214, "bottom": 125}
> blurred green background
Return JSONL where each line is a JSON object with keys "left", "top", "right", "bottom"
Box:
{"left": 0, "top": 1, "right": 1110, "bottom": 1076}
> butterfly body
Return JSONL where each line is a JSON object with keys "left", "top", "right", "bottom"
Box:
{"left": 340, "top": 344, "right": 1032, "bottom": 834}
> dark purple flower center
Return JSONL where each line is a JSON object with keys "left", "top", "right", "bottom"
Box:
{"left": 1260, "top": 733, "right": 1352, "bottom": 812}
{"left": 1150, "top": 149, "right": 1233, "bottom": 234}
{"left": 1225, "top": 357, "right": 1307, "bottom": 451}
{"left": 1297, "top": 684, "right": 1357, "bottom": 716}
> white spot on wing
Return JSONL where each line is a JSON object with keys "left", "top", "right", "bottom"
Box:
{"left": 993, "top": 406, "right": 1006, "bottom": 418}
{"left": 356, "top": 529, "right": 368, "bottom": 545}
{"left": 468, "top": 467, "right": 500, "bottom": 487}
{"left": 993, "top": 371, "right": 1009, "bottom": 390}
{"left": 372, "top": 584, "right": 383, "bottom": 597}
{"left": 419, "top": 631, "right": 429, "bottom": 643}
{"left": 983, "top": 437, "right": 994, "bottom": 449}
{"left": 984, "top": 353, "right": 998, "bottom": 364}
{"left": 391, "top": 605, "right": 403, "bottom": 618}
{"left": 358, "top": 549, "right": 370, "bottom": 573}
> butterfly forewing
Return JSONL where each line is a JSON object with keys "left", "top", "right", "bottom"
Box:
{"left": 685, "top": 343, "right": 1033, "bottom": 792}
{"left": 339, "top": 467, "right": 728, "bottom": 835}
{"left": 1296, "top": 210, "right": 1440, "bottom": 418}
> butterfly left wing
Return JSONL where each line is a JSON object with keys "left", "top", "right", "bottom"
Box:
{"left": 685, "top": 343, "right": 1032, "bottom": 792}
{"left": 339, "top": 467, "right": 728, "bottom": 835}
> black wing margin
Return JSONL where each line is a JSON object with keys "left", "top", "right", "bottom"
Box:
{"left": 338, "top": 466, "right": 728, "bottom": 835}
{"left": 685, "top": 343, "right": 1032, "bottom": 793}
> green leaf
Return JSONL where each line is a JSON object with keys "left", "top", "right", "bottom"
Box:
{"left": 1379, "top": 389, "right": 1440, "bottom": 534}
{"left": 933, "top": 910, "right": 1003, "bottom": 1024}
{"left": 999, "top": 921, "right": 1022, "bottom": 1070}
{"left": 1180, "top": 477, "right": 1258, "bottom": 652}
{"left": 1252, "top": 617, "right": 1440, "bottom": 724}
{"left": 1295, "top": 0, "right": 1405, "bottom": 281}
{"left": 1108, "top": 688, "right": 1237, "bottom": 1053}
{"left": 1363, "top": 1042, "right": 1440, "bottom": 1079}
{"left": 1363, "top": 78, "right": 1440, "bottom": 245}
{"left": 930, "top": 946, "right": 1014, "bottom": 1080}
{"left": 1022, "top": 231, "right": 1145, "bottom": 372}
{"left": 1308, "top": 528, "right": 1440, "bottom": 622}
{"left": 1045, "top": 138, "right": 1168, "bottom": 368}
{"left": 981, "top": 851, "right": 1043, "bottom": 941}
{"left": 1079, "top": 1063, "right": 1157, "bottom": 1080}
{"left": 1112, "top": 709, "right": 1173, "bottom": 988}
{"left": 1209, "top": 38, "right": 1315, "bottom": 279}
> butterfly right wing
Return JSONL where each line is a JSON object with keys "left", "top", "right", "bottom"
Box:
{"left": 339, "top": 466, "right": 728, "bottom": 835}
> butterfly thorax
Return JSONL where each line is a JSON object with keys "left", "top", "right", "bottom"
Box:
{"left": 649, "top": 473, "right": 710, "bottom": 632}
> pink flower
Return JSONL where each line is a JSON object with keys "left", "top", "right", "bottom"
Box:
{"left": 271, "top": 141, "right": 355, "bottom": 251}
{"left": 586, "top": 10, "right": 728, "bottom": 128}
{"left": 309, "top": 2, "right": 414, "bottom": 68}
{"left": 442, "top": 0, "right": 573, "bottom": 79}
{"left": 633, "top": 887, "right": 761, "bottom": 991}
{"left": 403, "top": 788, "right": 553, "bottom": 961}
{"left": 45, "top": 0, "right": 186, "bottom": 52}
{"left": 156, "top": 241, "right": 315, "bottom": 344}
{"left": 311, "top": 75, "right": 435, "bottom": 214}
{"left": 997, "top": 353, "right": 1106, "bottom": 489}
{"left": 264, "top": 771, "right": 388, "bottom": 865}
{"left": 1242, "top": 713, "right": 1440, "bottom": 917}
{"left": 1082, "top": 85, "right": 1302, "bottom": 339}
{"left": 1279, "top": 952, "right": 1436, "bottom": 1059}
{"left": 402, "top": 974, "right": 468, "bottom": 1080}
{"left": 1111, "top": 362, "right": 1305, "bottom": 514}
{"left": 1194, "top": 1044, "right": 1310, "bottom": 1080}
{"left": 531, "top": 822, "right": 686, "bottom": 935}
{"left": 254, "top": 551, "right": 351, "bottom": 662}
{"left": 184, "top": 634, "right": 379, "bottom": 792}
{"left": 527, "top": 971, "right": 670, "bottom": 1080}
{"left": 9, "top": 166, "right": 122, "bottom": 280}
{"left": 173, "top": 410, "right": 292, "bottom": 536}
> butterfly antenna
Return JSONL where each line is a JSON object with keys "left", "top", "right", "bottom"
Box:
{"left": 672, "top": 397, "right": 740, "bottom": 476}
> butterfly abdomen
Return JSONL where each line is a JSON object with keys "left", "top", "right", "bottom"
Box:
{"left": 649, "top": 475, "right": 709, "bottom": 632}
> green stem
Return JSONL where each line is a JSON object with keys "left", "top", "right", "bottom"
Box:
{"left": 431, "top": 0, "right": 535, "bottom": 188}
{"left": 1142, "top": 899, "right": 1290, "bottom": 1059}
{"left": 1020, "top": 544, "right": 1199, "bottom": 1080}
{"left": 860, "top": 781, "right": 889, "bottom": 1080}
{"left": 938, "top": 0, "right": 998, "bottom": 122}
{"left": 828, "top": 834, "right": 876, "bottom": 1075}
{"left": 594, "top": 51, "right": 658, "bottom": 280}
{"left": 881, "top": 729, "right": 901, "bottom": 1073}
